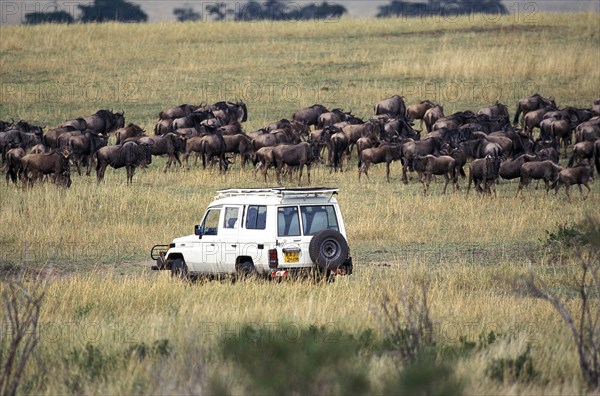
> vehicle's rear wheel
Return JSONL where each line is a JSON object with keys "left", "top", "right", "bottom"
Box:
{"left": 309, "top": 230, "right": 349, "bottom": 270}
{"left": 237, "top": 261, "right": 256, "bottom": 281}
{"left": 170, "top": 258, "right": 189, "bottom": 280}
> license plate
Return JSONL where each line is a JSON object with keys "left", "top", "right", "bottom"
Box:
{"left": 284, "top": 250, "right": 300, "bottom": 263}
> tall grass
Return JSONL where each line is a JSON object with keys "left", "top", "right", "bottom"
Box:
{"left": 0, "top": 13, "right": 599, "bottom": 394}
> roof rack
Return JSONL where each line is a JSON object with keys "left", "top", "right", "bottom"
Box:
{"left": 215, "top": 187, "right": 339, "bottom": 200}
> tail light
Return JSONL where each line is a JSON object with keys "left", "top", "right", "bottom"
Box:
{"left": 268, "top": 249, "right": 278, "bottom": 268}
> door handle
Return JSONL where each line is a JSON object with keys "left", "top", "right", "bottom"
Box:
{"left": 210, "top": 243, "right": 215, "bottom": 246}
{"left": 231, "top": 244, "right": 237, "bottom": 248}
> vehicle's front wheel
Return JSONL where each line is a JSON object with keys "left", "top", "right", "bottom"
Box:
{"left": 309, "top": 230, "right": 349, "bottom": 271}
{"left": 170, "top": 258, "right": 189, "bottom": 281}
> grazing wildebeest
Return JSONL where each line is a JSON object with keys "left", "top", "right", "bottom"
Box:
{"left": 0, "top": 129, "right": 42, "bottom": 163}
{"left": 516, "top": 160, "right": 563, "bottom": 197}
{"left": 423, "top": 105, "right": 444, "bottom": 133}
{"left": 96, "top": 141, "right": 152, "bottom": 184}
{"left": 223, "top": 133, "right": 254, "bottom": 167}
{"left": 292, "top": 104, "right": 328, "bottom": 128}
{"left": 406, "top": 100, "right": 436, "bottom": 127}
{"left": 413, "top": 155, "right": 458, "bottom": 195}
{"left": 499, "top": 154, "right": 538, "bottom": 180}
{"left": 115, "top": 124, "right": 145, "bottom": 145}
{"left": 568, "top": 140, "right": 597, "bottom": 167}
{"left": 271, "top": 142, "right": 316, "bottom": 186}
{"left": 154, "top": 118, "right": 174, "bottom": 135}
{"left": 513, "top": 93, "right": 556, "bottom": 127}
{"left": 138, "top": 133, "right": 186, "bottom": 172}
{"left": 553, "top": 164, "right": 593, "bottom": 200}
{"left": 83, "top": 110, "right": 125, "bottom": 135}
{"left": 21, "top": 146, "right": 72, "bottom": 188}
{"left": 159, "top": 104, "right": 199, "bottom": 120}
{"left": 374, "top": 95, "right": 406, "bottom": 117}
{"left": 432, "top": 110, "right": 477, "bottom": 132}
{"left": 358, "top": 143, "right": 403, "bottom": 182}
{"left": 5, "top": 147, "right": 25, "bottom": 184}
{"left": 467, "top": 155, "right": 501, "bottom": 197}
{"left": 68, "top": 131, "right": 108, "bottom": 176}
{"left": 401, "top": 136, "right": 445, "bottom": 183}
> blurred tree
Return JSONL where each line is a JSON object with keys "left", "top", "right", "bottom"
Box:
{"left": 174, "top": 6, "right": 202, "bottom": 22}
{"left": 377, "top": 0, "right": 507, "bottom": 18}
{"left": 24, "top": 11, "right": 74, "bottom": 24}
{"left": 78, "top": 0, "right": 148, "bottom": 23}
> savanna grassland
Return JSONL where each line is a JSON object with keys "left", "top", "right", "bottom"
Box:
{"left": 1, "top": 13, "right": 599, "bottom": 395}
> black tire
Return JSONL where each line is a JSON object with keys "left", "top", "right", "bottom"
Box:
{"left": 237, "top": 261, "right": 256, "bottom": 281}
{"left": 170, "top": 258, "right": 189, "bottom": 280}
{"left": 309, "top": 230, "right": 349, "bottom": 270}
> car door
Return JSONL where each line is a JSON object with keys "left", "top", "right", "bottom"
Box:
{"left": 218, "top": 205, "right": 243, "bottom": 273}
{"left": 187, "top": 207, "right": 221, "bottom": 274}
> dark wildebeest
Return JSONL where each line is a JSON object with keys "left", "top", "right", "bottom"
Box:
{"left": 375, "top": 95, "right": 406, "bottom": 117}
{"left": 406, "top": 100, "right": 436, "bottom": 127}
{"left": 115, "top": 124, "right": 145, "bottom": 145}
{"left": 327, "top": 131, "right": 349, "bottom": 173}
{"left": 516, "top": 160, "right": 563, "bottom": 197}
{"left": 207, "top": 100, "right": 248, "bottom": 125}
{"left": 272, "top": 142, "right": 316, "bottom": 186}
{"left": 0, "top": 119, "right": 14, "bottom": 132}
{"left": 159, "top": 104, "right": 199, "bottom": 120}
{"left": 252, "top": 128, "right": 298, "bottom": 151}
{"left": 95, "top": 141, "right": 152, "bottom": 184}
{"left": 138, "top": 133, "right": 186, "bottom": 172}
{"left": 478, "top": 101, "right": 510, "bottom": 125}
{"left": 358, "top": 143, "right": 403, "bottom": 182}
{"left": 553, "top": 164, "right": 593, "bottom": 200}
{"left": 413, "top": 155, "right": 458, "bottom": 195}
{"left": 0, "top": 129, "right": 43, "bottom": 163}
{"left": 489, "top": 125, "right": 534, "bottom": 156}
{"left": 467, "top": 155, "right": 501, "bottom": 197}
{"left": 68, "top": 131, "right": 108, "bottom": 176}
{"left": 384, "top": 117, "right": 421, "bottom": 140}
{"left": 43, "top": 126, "right": 79, "bottom": 149}
{"left": 199, "top": 131, "right": 228, "bottom": 172}
{"left": 223, "top": 133, "right": 254, "bottom": 167}
{"left": 292, "top": 104, "right": 329, "bottom": 129}
{"left": 513, "top": 93, "right": 557, "bottom": 127}
{"left": 499, "top": 154, "right": 538, "bottom": 180}
{"left": 154, "top": 119, "right": 174, "bottom": 136}
{"left": 5, "top": 147, "right": 25, "bottom": 184}
{"left": 317, "top": 109, "right": 350, "bottom": 129}
{"left": 432, "top": 110, "right": 478, "bottom": 132}
{"left": 21, "top": 146, "right": 72, "bottom": 188}
{"left": 423, "top": 105, "right": 444, "bottom": 133}
{"left": 574, "top": 117, "right": 600, "bottom": 143}
{"left": 400, "top": 136, "right": 445, "bottom": 183}
{"left": 342, "top": 121, "right": 381, "bottom": 158}
{"left": 30, "top": 144, "right": 48, "bottom": 154}
{"left": 83, "top": 110, "right": 125, "bottom": 135}
{"left": 458, "top": 138, "right": 504, "bottom": 160}
{"left": 59, "top": 117, "right": 87, "bottom": 131}
{"left": 568, "top": 140, "right": 597, "bottom": 167}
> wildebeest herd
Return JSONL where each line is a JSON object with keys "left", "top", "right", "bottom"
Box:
{"left": 1, "top": 93, "right": 599, "bottom": 199}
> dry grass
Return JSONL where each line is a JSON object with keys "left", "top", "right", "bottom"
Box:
{"left": 1, "top": 12, "right": 599, "bottom": 394}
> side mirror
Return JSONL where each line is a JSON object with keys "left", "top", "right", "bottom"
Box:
{"left": 194, "top": 225, "right": 202, "bottom": 238}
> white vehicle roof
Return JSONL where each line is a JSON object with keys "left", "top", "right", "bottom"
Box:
{"left": 210, "top": 187, "right": 340, "bottom": 207}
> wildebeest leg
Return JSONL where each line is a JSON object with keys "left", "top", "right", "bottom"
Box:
{"left": 298, "top": 164, "right": 304, "bottom": 186}
{"left": 275, "top": 164, "right": 284, "bottom": 187}
{"left": 544, "top": 180, "right": 550, "bottom": 194}
{"left": 386, "top": 161, "right": 391, "bottom": 183}
{"left": 565, "top": 184, "right": 571, "bottom": 201}
{"left": 401, "top": 162, "right": 409, "bottom": 184}
{"left": 442, "top": 173, "right": 450, "bottom": 194}
{"left": 582, "top": 183, "right": 591, "bottom": 200}
{"left": 127, "top": 165, "right": 135, "bottom": 184}
{"left": 423, "top": 173, "right": 432, "bottom": 196}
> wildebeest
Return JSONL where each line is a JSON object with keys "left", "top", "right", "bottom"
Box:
{"left": 21, "top": 146, "right": 72, "bottom": 188}
{"left": 223, "top": 133, "right": 254, "bottom": 167}
{"left": 401, "top": 136, "right": 445, "bottom": 183}
{"left": 553, "top": 164, "right": 593, "bottom": 200}
{"left": 253, "top": 146, "right": 276, "bottom": 182}
{"left": 358, "top": 143, "right": 403, "bottom": 182}
{"left": 4, "top": 147, "right": 25, "bottom": 184}
{"left": 478, "top": 101, "right": 510, "bottom": 125}
{"left": 406, "top": 100, "right": 436, "bottom": 127}
{"left": 432, "top": 110, "right": 477, "bottom": 132}
{"left": 68, "top": 131, "right": 108, "bottom": 176}
{"left": 0, "top": 129, "right": 43, "bottom": 163}
{"left": 467, "top": 155, "right": 501, "bottom": 197}
{"left": 499, "top": 154, "right": 538, "bottom": 180}
{"left": 292, "top": 104, "right": 329, "bottom": 128}
{"left": 375, "top": 95, "right": 406, "bottom": 117}
{"left": 513, "top": 93, "right": 556, "bottom": 127}
{"left": 271, "top": 142, "right": 316, "bottom": 185}
{"left": 115, "top": 124, "right": 145, "bottom": 145}
{"left": 197, "top": 131, "right": 228, "bottom": 172}
{"left": 423, "top": 105, "right": 444, "bottom": 133}
{"left": 516, "top": 160, "right": 563, "bottom": 197}
{"left": 95, "top": 141, "right": 152, "bottom": 184}
{"left": 458, "top": 138, "right": 504, "bottom": 160}
{"left": 317, "top": 109, "right": 350, "bottom": 129}
{"left": 59, "top": 117, "right": 87, "bottom": 131}
{"left": 83, "top": 110, "right": 125, "bottom": 135}
{"left": 138, "top": 133, "right": 186, "bottom": 172}
{"left": 413, "top": 155, "right": 458, "bottom": 195}
{"left": 574, "top": 117, "right": 600, "bottom": 143}
{"left": 154, "top": 119, "right": 174, "bottom": 135}
{"left": 159, "top": 104, "right": 199, "bottom": 120}
{"left": 384, "top": 117, "right": 421, "bottom": 140}
{"left": 568, "top": 140, "right": 597, "bottom": 167}
{"left": 206, "top": 100, "right": 248, "bottom": 125}
{"left": 327, "top": 130, "right": 349, "bottom": 172}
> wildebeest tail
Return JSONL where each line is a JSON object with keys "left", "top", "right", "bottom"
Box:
{"left": 567, "top": 152, "right": 576, "bottom": 167}
{"left": 513, "top": 106, "right": 521, "bottom": 126}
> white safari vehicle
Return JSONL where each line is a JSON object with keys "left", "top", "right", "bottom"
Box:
{"left": 151, "top": 187, "right": 353, "bottom": 280}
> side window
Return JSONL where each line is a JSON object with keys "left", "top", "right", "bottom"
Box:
{"left": 223, "top": 207, "right": 240, "bottom": 229}
{"left": 201, "top": 209, "right": 221, "bottom": 236}
{"left": 277, "top": 206, "right": 300, "bottom": 237}
{"left": 245, "top": 205, "right": 267, "bottom": 230}
{"left": 301, "top": 205, "right": 339, "bottom": 235}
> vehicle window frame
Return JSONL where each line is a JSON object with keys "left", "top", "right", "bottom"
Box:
{"left": 277, "top": 206, "right": 301, "bottom": 237}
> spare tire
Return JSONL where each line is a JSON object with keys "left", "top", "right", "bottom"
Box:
{"left": 309, "top": 230, "right": 349, "bottom": 270}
